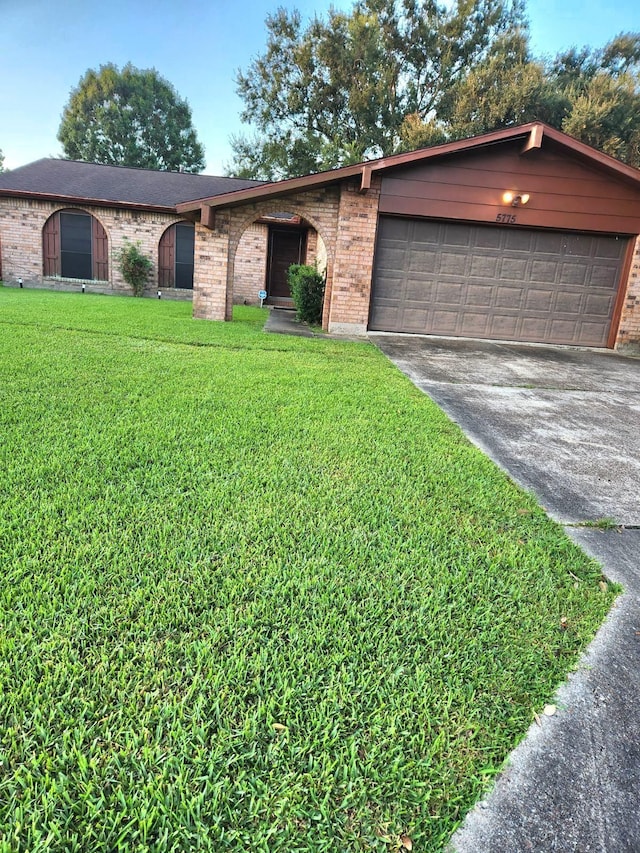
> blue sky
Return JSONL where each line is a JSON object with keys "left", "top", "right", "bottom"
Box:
{"left": 1, "top": 0, "right": 637, "bottom": 174}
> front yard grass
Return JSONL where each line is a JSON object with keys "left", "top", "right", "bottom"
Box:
{"left": 0, "top": 288, "right": 615, "bottom": 851}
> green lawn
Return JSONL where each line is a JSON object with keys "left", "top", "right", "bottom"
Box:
{"left": 0, "top": 288, "right": 615, "bottom": 852}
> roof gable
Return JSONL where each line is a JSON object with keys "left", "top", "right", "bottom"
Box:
{"left": 176, "top": 122, "right": 640, "bottom": 214}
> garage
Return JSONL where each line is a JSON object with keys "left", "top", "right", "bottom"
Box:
{"left": 369, "top": 217, "right": 629, "bottom": 347}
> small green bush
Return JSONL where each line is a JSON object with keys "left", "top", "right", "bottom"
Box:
{"left": 118, "top": 240, "right": 152, "bottom": 297}
{"left": 288, "top": 264, "right": 325, "bottom": 325}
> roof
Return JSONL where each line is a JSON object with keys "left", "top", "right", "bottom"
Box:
{"left": 0, "top": 158, "right": 264, "bottom": 212}
{"left": 176, "top": 122, "right": 640, "bottom": 214}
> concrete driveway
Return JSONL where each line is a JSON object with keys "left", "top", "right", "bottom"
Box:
{"left": 371, "top": 334, "right": 640, "bottom": 853}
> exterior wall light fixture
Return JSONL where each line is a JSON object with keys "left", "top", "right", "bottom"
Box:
{"left": 502, "top": 191, "right": 530, "bottom": 207}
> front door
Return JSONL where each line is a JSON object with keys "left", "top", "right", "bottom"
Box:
{"left": 266, "top": 227, "right": 307, "bottom": 299}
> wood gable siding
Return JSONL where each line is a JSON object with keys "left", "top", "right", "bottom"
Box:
{"left": 379, "top": 141, "right": 640, "bottom": 236}
{"left": 42, "top": 210, "right": 109, "bottom": 280}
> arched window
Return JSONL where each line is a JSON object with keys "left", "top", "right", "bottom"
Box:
{"left": 42, "top": 209, "right": 108, "bottom": 280}
{"left": 158, "top": 221, "right": 195, "bottom": 289}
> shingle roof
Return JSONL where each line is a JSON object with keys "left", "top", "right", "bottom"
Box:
{"left": 0, "top": 158, "right": 264, "bottom": 209}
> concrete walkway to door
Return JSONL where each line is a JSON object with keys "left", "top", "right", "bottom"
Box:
{"left": 371, "top": 334, "right": 640, "bottom": 853}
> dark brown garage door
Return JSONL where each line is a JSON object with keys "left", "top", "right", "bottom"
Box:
{"left": 370, "top": 218, "right": 628, "bottom": 346}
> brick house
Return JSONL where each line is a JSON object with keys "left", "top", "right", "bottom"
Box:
{"left": 2, "top": 121, "right": 640, "bottom": 349}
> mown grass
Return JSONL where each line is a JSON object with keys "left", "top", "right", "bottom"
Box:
{"left": 0, "top": 288, "right": 615, "bottom": 851}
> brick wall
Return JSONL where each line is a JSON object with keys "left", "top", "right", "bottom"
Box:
{"left": 193, "top": 214, "right": 231, "bottom": 320}
{"left": 233, "top": 223, "right": 268, "bottom": 304}
{"left": 615, "top": 235, "right": 640, "bottom": 351}
{"left": 327, "top": 176, "right": 382, "bottom": 335}
{"left": 0, "top": 197, "right": 186, "bottom": 295}
{"left": 194, "top": 189, "right": 341, "bottom": 322}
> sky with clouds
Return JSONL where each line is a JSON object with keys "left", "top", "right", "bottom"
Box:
{"left": 1, "top": 0, "right": 637, "bottom": 174}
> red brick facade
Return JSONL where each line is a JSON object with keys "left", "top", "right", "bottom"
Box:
{"left": 192, "top": 180, "right": 383, "bottom": 335}
{"left": 0, "top": 197, "right": 185, "bottom": 295}
{"left": 616, "top": 235, "right": 640, "bottom": 351}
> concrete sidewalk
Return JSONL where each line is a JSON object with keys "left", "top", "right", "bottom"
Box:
{"left": 371, "top": 335, "right": 640, "bottom": 853}
{"left": 263, "top": 307, "right": 314, "bottom": 337}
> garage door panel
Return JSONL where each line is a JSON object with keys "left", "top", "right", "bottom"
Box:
{"left": 593, "top": 236, "right": 626, "bottom": 259}
{"left": 560, "top": 263, "right": 588, "bottom": 285}
{"left": 578, "top": 322, "right": 610, "bottom": 346}
{"left": 408, "top": 253, "right": 437, "bottom": 273}
{"left": 438, "top": 252, "right": 469, "bottom": 275}
{"left": 469, "top": 255, "right": 499, "bottom": 278}
{"left": 500, "top": 257, "right": 529, "bottom": 278}
{"left": 427, "top": 310, "right": 455, "bottom": 333}
{"left": 437, "top": 281, "right": 468, "bottom": 305}
{"left": 489, "top": 315, "right": 520, "bottom": 338}
{"left": 589, "top": 264, "right": 620, "bottom": 288}
{"left": 503, "top": 230, "right": 534, "bottom": 252}
{"left": 370, "top": 217, "right": 627, "bottom": 346}
{"left": 466, "top": 284, "right": 494, "bottom": 307}
{"left": 460, "top": 312, "right": 490, "bottom": 336}
{"left": 400, "top": 309, "right": 430, "bottom": 332}
{"left": 524, "top": 288, "right": 554, "bottom": 311}
{"left": 494, "top": 286, "right": 524, "bottom": 308}
{"left": 564, "top": 234, "right": 593, "bottom": 257}
{"left": 530, "top": 259, "right": 559, "bottom": 281}
{"left": 474, "top": 229, "right": 503, "bottom": 249}
{"left": 585, "top": 293, "right": 614, "bottom": 317}
{"left": 441, "top": 223, "right": 473, "bottom": 247}
{"left": 532, "top": 232, "right": 565, "bottom": 254}
{"left": 555, "top": 291, "right": 583, "bottom": 313}
{"left": 406, "top": 278, "right": 433, "bottom": 301}
{"left": 373, "top": 273, "right": 403, "bottom": 300}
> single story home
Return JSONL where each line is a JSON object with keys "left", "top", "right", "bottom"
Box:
{"left": 1, "top": 121, "right": 639, "bottom": 350}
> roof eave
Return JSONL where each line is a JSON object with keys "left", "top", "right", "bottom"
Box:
{"left": 175, "top": 166, "right": 364, "bottom": 214}
{"left": 0, "top": 188, "right": 178, "bottom": 214}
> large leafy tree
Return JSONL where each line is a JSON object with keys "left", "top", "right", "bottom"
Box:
{"left": 230, "top": 0, "right": 525, "bottom": 178}
{"left": 231, "top": 1, "right": 640, "bottom": 177}
{"left": 550, "top": 35, "right": 640, "bottom": 166}
{"left": 0, "top": 149, "right": 5, "bottom": 173}
{"left": 400, "top": 32, "right": 640, "bottom": 166}
{"left": 58, "top": 63, "right": 205, "bottom": 172}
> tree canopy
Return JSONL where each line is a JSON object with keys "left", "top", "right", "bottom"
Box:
{"left": 0, "top": 149, "right": 5, "bottom": 173}
{"left": 229, "top": 0, "right": 640, "bottom": 178}
{"left": 58, "top": 64, "right": 205, "bottom": 173}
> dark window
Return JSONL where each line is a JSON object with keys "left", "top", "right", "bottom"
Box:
{"left": 60, "top": 212, "right": 93, "bottom": 279}
{"left": 175, "top": 223, "right": 195, "bottom": 289}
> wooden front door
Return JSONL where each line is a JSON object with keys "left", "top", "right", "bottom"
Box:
{"left": 266, "top": 227, "right": 307, "bottom": 299}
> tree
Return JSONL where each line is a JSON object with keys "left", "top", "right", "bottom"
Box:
{"left": 550, "top": 35, "right": 640, "bottom": 167}
{"left": 0, "top": 149, "right": 4, "bottom": 172}
{"left": 404, "top": 31, "right": 640, "bottom": 166}
{"left": 232, "top": 1, "right": 640, "bottom": 177}
{"left": 230, "top": 0, "right": 525, "bottom": 178}
{"left": 58, "top": 63, "right": 205, "bottom": 172}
